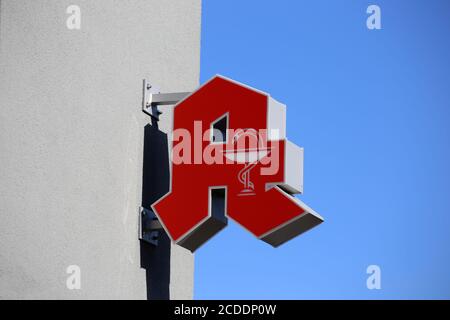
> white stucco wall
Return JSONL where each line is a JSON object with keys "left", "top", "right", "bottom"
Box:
{"left": 0, "top": 0, "right": 200, "bottom": 299}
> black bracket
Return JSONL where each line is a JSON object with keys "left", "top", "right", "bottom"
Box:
{"left": 139, "top": 206, "right": 163, "bottom": 246}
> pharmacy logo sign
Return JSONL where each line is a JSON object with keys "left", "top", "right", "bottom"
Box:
{"left": 152, "top": 75, "right": 323, "bottom": 251}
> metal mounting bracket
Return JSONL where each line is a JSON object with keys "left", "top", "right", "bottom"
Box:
{"left": 139, "top": 206, "right": 163, "bottom": 246}
{"left": 142, "top": 79, "right": 190, "bottom": 121}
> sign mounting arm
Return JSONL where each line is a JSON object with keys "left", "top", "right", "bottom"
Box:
{"left": 142, "top": 79, "right": 191, "bottom": 120}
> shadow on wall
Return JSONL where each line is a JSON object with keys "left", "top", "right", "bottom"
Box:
{"left": 140, "top": 122, "right": 171, "bottom": 300}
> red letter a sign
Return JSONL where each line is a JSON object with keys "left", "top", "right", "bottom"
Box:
{"left": 152, "top": 75, "right": 323, "bottom": 252}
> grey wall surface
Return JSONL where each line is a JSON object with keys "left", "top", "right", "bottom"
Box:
{"left": 0, "top": 0, "right": 200, "bottom": 299}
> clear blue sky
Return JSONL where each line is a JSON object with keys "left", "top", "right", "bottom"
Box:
{"left": 194, "top": 0, "right": 450, "bottom": 299}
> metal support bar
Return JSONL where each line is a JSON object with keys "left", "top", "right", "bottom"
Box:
{"left": 142, "top": 79, "right": 191, "bottom": 121}
{"left": 139, "top": 206, "right": 163, "bottom": 246}
{"left": 151, "top": 92, "right": 191, "bottom": 106}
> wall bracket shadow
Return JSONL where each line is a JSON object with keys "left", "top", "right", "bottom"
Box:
{"left": 140, "top": 122, "right": 171, "bottom": 300}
